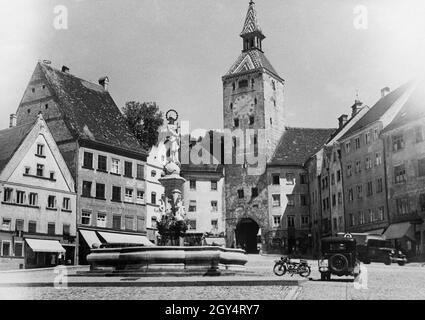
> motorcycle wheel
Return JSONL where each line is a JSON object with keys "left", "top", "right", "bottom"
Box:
{"left": 299, "top": 266, "right": 311, "bottom": 278}
{"left": 273, "top": 263, "right": 286, "bottom": 276}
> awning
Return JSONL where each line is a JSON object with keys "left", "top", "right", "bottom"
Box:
{"left": 204, "top": 237, "right": 225, "bottom": 246}
{"left": 98, "top": 231, "right": 155, "bottom": 246}
{"left": 79, "top": 230, "right": 102, "bottom": 248}
{"left": 383, "top": 222, "right": 415, "bottom": 241}
{"left": 365, "top": 229, "right": 384, "bottom": 235}
{"left": 25, "top": 238, "right": 65, "bottom": 253}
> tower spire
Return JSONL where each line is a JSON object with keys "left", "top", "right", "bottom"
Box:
{"left": 240, "top": 1, "right": 265, "bottom": 52}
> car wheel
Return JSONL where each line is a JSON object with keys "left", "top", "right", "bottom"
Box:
{"left": 363, "top": 258, "right": 371, "bottom": 264}
{"left": 326, "top": 273, "right": 331, "bottom": 281}
{"left": 320, "top": 272, "right": 326, "bottom": 281}
{"left": 397, "top": 261, "right": 405, "bottom": 266}
{"left": 329, "top": 254, "right": 349, "bottom": 273}
{"left": 384, "top": 257, "right": 391, "bottom": 265}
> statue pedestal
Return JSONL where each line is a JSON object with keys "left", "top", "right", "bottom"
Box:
{"left": 158, "top": 173, "right": 186, "bottom": 197}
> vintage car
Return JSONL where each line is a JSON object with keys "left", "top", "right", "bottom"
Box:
{"left": 357, "top": 238, "right": 407, "bottom": 266}
{"left": 318, "top": 236, "right": 361, "bottom": 281}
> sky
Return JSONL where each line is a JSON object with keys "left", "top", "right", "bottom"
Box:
{"left": 1, "top": 0, "right": 425, "bottom": 132}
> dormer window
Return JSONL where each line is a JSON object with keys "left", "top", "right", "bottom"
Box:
{"left": 230, "top": 103, "right": 233, "bottom": 110}
{"left": 36, "top": 164, "right": 44, "bottom": 177}
{"left": 36, "top": 144, "right": 44, "bottom": 156}
{"left": 232, "top": 83, "right": 236, "bottom": 91}
{"left": 251, "top": 79, "right": 255, "bottom": 88}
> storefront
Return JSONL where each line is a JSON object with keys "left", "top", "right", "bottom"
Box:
{"left": 24, "top": 238, "right": 66, "bottom": 269}
{"left": 383, "top": 222, "right": 416, "bottom": 257}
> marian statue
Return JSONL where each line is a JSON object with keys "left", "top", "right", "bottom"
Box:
{"left": 164, "top": 109, "right": 180, "bottom": 165}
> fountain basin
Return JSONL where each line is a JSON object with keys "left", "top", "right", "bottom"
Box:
{"left": 86, "top": 245, "right": 248, "bottom": 275}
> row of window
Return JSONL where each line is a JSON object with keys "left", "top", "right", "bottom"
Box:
{"left": 391, "top": 127, "right": 424, "bottom": 152}
{"left": 345, "top": 126, "right": 424, "bottom": 156}
{"left": 271, "top": 173, "right": 307, "bottom": 186}
{"left": 394, "top": 159, "right": 425, "bottom": 183}
{"left": 347, "top": 179, "right": 384, "bottom": 202}
{"left": 185, "top": 219, "right": 218, "bottom": 231}
{"left": 1, "top": 217, "right": 70, "bottom": 235}
{"left": 80, "top": 210, "right": 145, "bottom": 231}
{"left": 271, "top": 194, "right": 308, "bottom": 207}
{"left": 1, "top": 241, "right": 23, "bottom": 257}
{"left": 81, "top": 181, "right": 155, "bottom": 204}
{"left": 348, "top": 207, "right": 385, "bottom": 226}
{"left": 272, "top": 215, "right": 309, "bottom": 228}
{"left": 188, "top": 200, "right": 218, "bottom": 212}
{"left": 346, "top": 153, "right": 382, "bottom": 177}
{"left": 24, "top": 163, "right": 56, "bottom": 180}
{"left": 82, "top": 152, "right": 146, "bottom": 179}
{"left": 3, "top": 188, "right": 71, "bottom": 211}
{"left": 345, "top": 128, "right": 380, "bottom": 154}
{"left": 395, "top": 194, "right": 425, "bottom": 215}
{"left": 321, "top": 192, "right": 344, "bottom": 211}
{"left": 189, "top": 180, "right": 218, "bottom": 191}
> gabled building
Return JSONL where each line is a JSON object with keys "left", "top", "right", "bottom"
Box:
{"left": 381, "top": 80, "right": 425, "bottom": 257}
{"left": 0, "top": 114, "right": 76, "bottom": 269}
{"left": 305, "top": 100, "right": 368, "bottom": 255}
{"left": 14, "top": 62, "right": 149, "bottom": 263}
{"left": 339, "top": 82, "right": 416, "bottom": 235}
{"left": 267, "top": 127, "right": 335, "bottom": 254}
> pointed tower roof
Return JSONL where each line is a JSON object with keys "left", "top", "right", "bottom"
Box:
{"left": 240, "top": 1, "right": 264, "bottom": 38}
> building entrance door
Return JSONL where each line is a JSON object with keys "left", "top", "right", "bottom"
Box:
{"left": 236, "top": 218, "right": 259, "bottom": 253}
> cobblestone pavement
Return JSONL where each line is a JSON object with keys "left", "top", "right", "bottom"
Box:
{"left": 0, "top": 254, "right": 424, "bottom": 300}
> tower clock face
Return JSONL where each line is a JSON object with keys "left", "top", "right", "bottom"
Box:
{"left": 233, "top": 94, "right": 255, "bottom": 116}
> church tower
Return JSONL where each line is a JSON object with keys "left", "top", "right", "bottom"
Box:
{"left": 223, "top": 1, "right": 286, "bottom": 252}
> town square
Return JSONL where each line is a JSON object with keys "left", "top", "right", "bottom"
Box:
{"left": 0, "top": 0, "right": 425, "bottom": 302}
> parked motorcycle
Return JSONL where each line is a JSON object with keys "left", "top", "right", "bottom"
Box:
{"left": 273, "top": 256, "right": 311, "bottom": 277}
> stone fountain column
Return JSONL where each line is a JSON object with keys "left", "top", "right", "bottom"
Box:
{"left": 157, "top": 109, "right": 188, "bottom": 246}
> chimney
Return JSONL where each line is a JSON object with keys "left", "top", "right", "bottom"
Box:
{"left": 338, "top": 114, "right": 348, "bottom": 129}
{"left": 381, "top": 87, "right": 390, "bottom": 98}
{"left": 351, "top": 99, "right": 363, "bottom": 117}
{"left": 98, "top": 76, "right": 109, "bottom": 91}
{"left": 61, "top": 65, "right": 69, "bottom": 73}
{"left": 9, "top": 114, "right": 17, "bottom": 128}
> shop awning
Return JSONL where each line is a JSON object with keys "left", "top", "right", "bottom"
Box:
{"left": 365, "top": 229, "right": 384, "bottom": 235}
{"left": 383, "top": 222, "right": 415, "bottom": 241}
{"left": 79, "top": 230, "right": 102, "bottom": 248}
{"left": 204, "top": 237, "right": 226, "bottom": 246}
{"left": 98, "top": 231, "right": 155, "bottom": 246}
{"left": 25, "top": 238, "right": 65, "bottom": 253}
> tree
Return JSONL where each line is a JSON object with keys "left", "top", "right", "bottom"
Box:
{"left": 122, "top": 101, "right": 164, "bottom": 150}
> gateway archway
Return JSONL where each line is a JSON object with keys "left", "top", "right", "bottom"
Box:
{"left": 235, "top": 218, "right": 259, "bottom": 254}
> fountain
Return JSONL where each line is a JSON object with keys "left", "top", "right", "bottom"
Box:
{"left": 86, "top": 110, "right": 247, "bottom": 276}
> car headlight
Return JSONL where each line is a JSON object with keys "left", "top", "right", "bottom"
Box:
{"left": 391, "top": 250, "right": 395, "bottom": 254}
{"left": 398, "top": 251, "right": 402, "bottom": 255}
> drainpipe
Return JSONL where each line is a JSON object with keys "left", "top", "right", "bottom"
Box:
{"left": 382, "top": 135, "right": 392, "bottom": 225}
{"left": 340, "top": 148, "right": 348, "bottom": 234}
